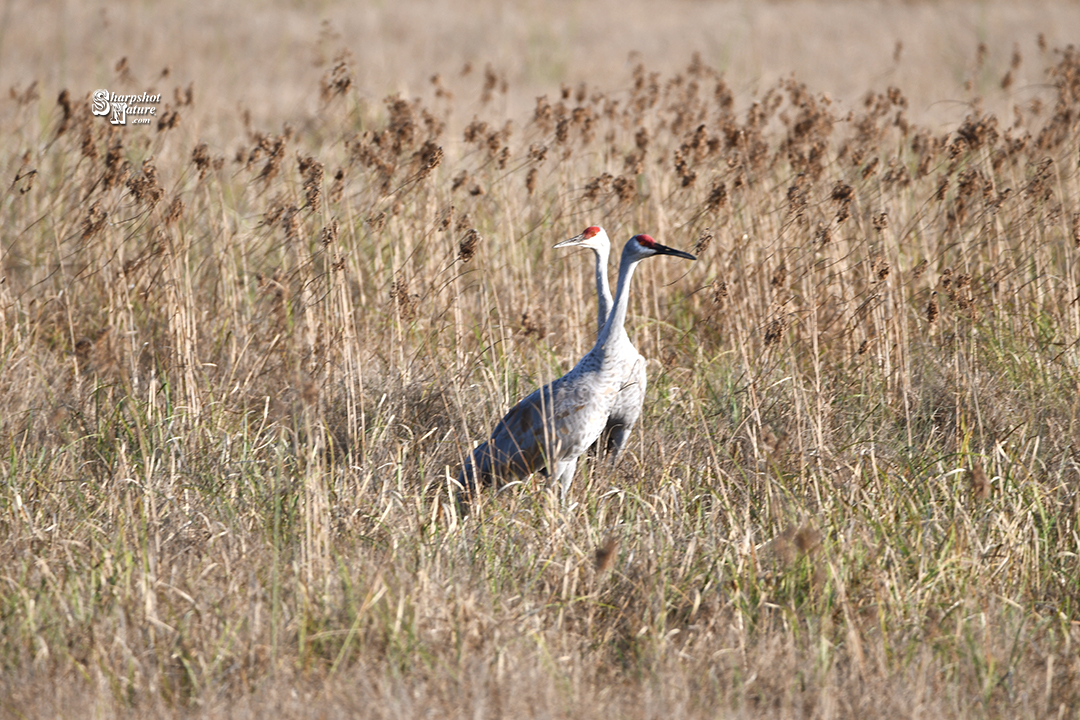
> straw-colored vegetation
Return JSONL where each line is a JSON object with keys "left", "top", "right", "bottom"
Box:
{"left": 1, "top": 3, "right": 1079, "bottom": 717}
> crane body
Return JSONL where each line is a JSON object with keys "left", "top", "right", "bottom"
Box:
{"left": 554, "top": 226, "right": 648, "bottom": 462}
{"left": 456, "top": 234, "right": 695, "bottom": 509}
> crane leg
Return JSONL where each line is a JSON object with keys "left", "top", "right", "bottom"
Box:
{"left": 553, "top": 459, "right": 578, "bottom": 503}
{"left": 604, "top": 421, "right": 636, "bottom": 465}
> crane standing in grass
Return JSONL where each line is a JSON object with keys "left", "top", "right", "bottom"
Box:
{"left": 554, "top": 226, "right": 647, "bottom": 463}
{"left": 456, "top": 233, "right": 695, "bottom": 509}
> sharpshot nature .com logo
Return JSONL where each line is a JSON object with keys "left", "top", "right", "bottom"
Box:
{"left": 91, "top": 89, "right": 161, "bottom": 126}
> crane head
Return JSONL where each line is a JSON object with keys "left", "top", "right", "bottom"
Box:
{"left": 625, "top": 234, "right": 697, "bottom": 261}
{"left": 554, "top": 225, "right": 611, "bottom": 254}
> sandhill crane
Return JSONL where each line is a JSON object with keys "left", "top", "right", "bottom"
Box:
{"left": 554, "top": 226, "right": 647, "bottom": 463}
{"left": 456, "top": 234, "right": 695, "bottom": 510}
{"left": 554, "top": 226, "right": 614, "bottom": 333}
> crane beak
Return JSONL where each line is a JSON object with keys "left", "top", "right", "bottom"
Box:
{"left": 652, "top": 243, "right": 696, "bottom": 261}
{"left": 553, "top": 233, "right": 586, "bottom": 249}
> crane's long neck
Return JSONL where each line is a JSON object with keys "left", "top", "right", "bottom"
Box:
{"left": 594, "top": 249, "right": 640, "bottom": 352}
{"left": 591, "top": 246, "right": 613, "bottom": 337}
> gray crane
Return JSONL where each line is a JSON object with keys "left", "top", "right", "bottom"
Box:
{"left": 456, "top": 234, "right": 695, "bottom": 510}
{"left": 554, "top": 226, "right": 647, "bottom": 463}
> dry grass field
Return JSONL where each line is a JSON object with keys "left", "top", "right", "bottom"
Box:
{"left": 2, "top": 0, "right": 1080, "bottom": 717}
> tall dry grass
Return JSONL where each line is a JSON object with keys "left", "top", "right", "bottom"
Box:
{"left": 1, "top": 8, "right": 1079, "bottom": 719}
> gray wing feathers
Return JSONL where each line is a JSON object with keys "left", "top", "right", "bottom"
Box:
{"left": 456, "top": 373, "right": 612, "bottom": 500}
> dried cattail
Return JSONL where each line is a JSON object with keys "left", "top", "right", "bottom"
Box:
{"left": 612, "top": 175, "right": 635, "bottom": 203}
{"left": 114, "top": 56, "right": 132, "bottom": 83}
{"left": 694, "top": 227, "right": 713, "bottom": 255}
{"left": 883, "top": 158, "right": 912, "bottom": 188}
{"left": 787, "top": 176, "right": 808, "bottom": 218}
{"left": 831, "top": 182, "right": 853, "bottom": 204}
{"left": 771, "top": 264, "right": 787, "bottom": 288}
{"left": 893, "top": 41, "right": 904, "bottom": 63}
{"left": 711, "top": 278, "right": 728, "bottom": 306}
{"left": 297, "top": 154, "right": 316, "bottom": 175}
{"left": 525, "top": 167, "right": 537, "bottom": 196}
{"left": 635, "top": 127, "right": 650, "bottom": 153}
{"left": 56, "top": 89, "right": 73, "bottom": 136}
{"left": 438, "top": 205, "right": 454, "bottom": 232}
{"left": 1072, "top": 213, "right": 1080, "bottom": 248}
{"left": 1037, "top": 33, "right": 1046, "bottom": 53}
{"left": 454, "top": 212, "right": 471, "bottom": 233}
{"left": 956, "top": 114, "right": 999, "bottom": 151}
{"left": 911, "top": 259, "right": 928, "bottom": 280}
{"left": 261, "top": 197, "right": 285, "bottom": 227}
{"left": 857, "top": 338, "right": 870, "bottom": 355}
{"left": 926, "top": 291, "right": 939, "bottom": 324}
{"left": 484, "top": 130, "right": 502, "bottom": 156}
{"left": 256, "top": 134, "right": 285, "bottom": 182}
{"left": 320, "top": 52, "right": 353, "bottom": 102}
{"left": 674, "top": 148, "right": 696, "bottom": 187}
{"left": 10, "top": 81, "right": 39, "bottom": 106}
{"left": 320, "top": 220, "right": 338, "bottom": 246}
{"left": 390, "top": 277, "right": 417, "bottom": 323}
{"left": 157, "top": 106, "right": 180, "bottom": 132}
{"left": 281, "top": 205, "right": 300, "bottom": 242}
{"left": 528, "top": 143, "right": 548, "bottom": 163}
{"left": 459, "top": 228, "right": 481, "bottom": 263}
{"left": 814, "top": 223, "right": 831, "bottom": 246}
{"left": 969, "top": 462, "right": 990, "bottom": 501}
{"left": 386, "top": 95, "right": 417, "bottom": 153}
{"left": 862, "top": 156, "right": 880, "bottom": 179}
{"left": 935, "top": 176, "right": 950, "bottom": 201}
{"left": 80, "top": 201, "right": 108, "bottom": 242}
{"left": 103, "top": 138, "right": 130, "bottom": 189}
{"left": 12, "top": 164, "right": 35, "bottom": 195}
{"left": 127, "top": 158, "right": 163, "bottom": 208}
{"left": 764, "top": 316, "right": 786, "bottom": 347}
{"left": 941, "top": 267, "right": 953, "bottom": 291}
{"left": 191, "top": 142, "right": 212, "bottom": 179}
{"left": 367, "top": 211, "right": 387, "bottom": 233}
{"left": 414, "top": 140, "right": 443, "bottom": 181}
{"left": 451, "top": 170, "right": 469, "bottom": 192}
{"left": 594, "top": 536, "right": 618, "bottom": 574}
{"left": 583, "top": 173, "right": 611, "bottom": 202}
{"left": 80, "top": 129, "right": 98, "bottom": 161}
{"left": 555, "top": 117, "right": 570, "bottom": 144}
{"left": 163, "top": 196, "right": 184, "bottom": 225}
{"left": 519, "top": 309, "right": 545, "bottom": 338}
{"left": 173, "top": 83, "right": 194, "bottom": 107}
{"left": 873, "top": 210, "right": 888, "bottom": 231}
{"left": 481, "top": 63, "right": 499, "bottom": 104}
{"left": 533, "top": 97, "right": 553, "bottom": 133}
{"left": 299, "top": 155, "right": 324, "bottom": 211}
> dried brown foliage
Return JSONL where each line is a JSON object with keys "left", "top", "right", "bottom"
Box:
{"left": 2, "top": 23, "right": 1080, "bottom": 720}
